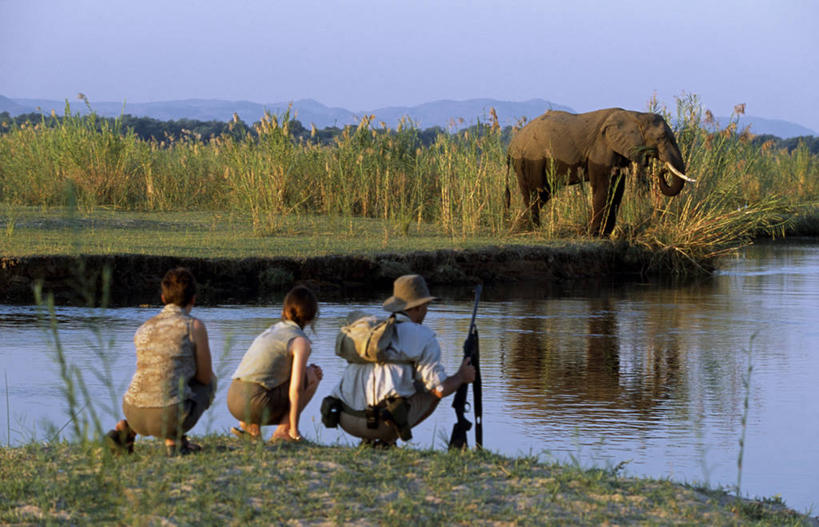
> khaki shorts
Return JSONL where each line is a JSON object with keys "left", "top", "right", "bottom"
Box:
{"left": 122, "top": 379, "right": 216, "bottom": 439}
{"left": 226, "top": 378, "right": 289, "bottom": 426}
{"left": 339, "top": 390, "right": 440, "bottom": 442}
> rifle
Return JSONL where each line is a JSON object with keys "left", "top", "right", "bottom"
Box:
{"left": 449, "top": 285, "right": 482, "bottom": 449}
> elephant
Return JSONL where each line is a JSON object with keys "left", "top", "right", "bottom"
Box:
{"left": 506, "top": 108, "right": 695, "bottom": 236}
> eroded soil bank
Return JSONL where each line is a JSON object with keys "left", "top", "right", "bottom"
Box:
{"left": 0, "top": 243, "right": 673, "bottom": 306}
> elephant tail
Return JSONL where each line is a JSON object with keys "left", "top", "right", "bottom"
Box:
{"left": 504, "top": 154, "right": 511, "bottom": 210}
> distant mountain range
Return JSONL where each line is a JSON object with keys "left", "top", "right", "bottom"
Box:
{"left": 1, "top": 95, "right": 815, "bottom": 138}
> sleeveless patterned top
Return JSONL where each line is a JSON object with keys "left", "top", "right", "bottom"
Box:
{"left": 123, "top": 304, "right": 197, "bottom": 408}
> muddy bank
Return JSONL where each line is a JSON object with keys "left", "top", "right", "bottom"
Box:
{"left": 0, "top": 243, "right": 671, "bottom": 306}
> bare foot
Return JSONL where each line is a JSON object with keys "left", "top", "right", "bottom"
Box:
{"left": 240, "top": 421, "right": 261, "bottom": 438}
{"left": 270, "top": 424, "right": 294, "bottom": 442}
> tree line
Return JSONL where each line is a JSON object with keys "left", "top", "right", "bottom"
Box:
{"left": 750, "top": 134, "right": 819, "bottom": 155}
{"left": 0, "top": 110, "right": 814, "bottom": 153}
{"left": 0, "top": 111, "right": 463, "bottom": 147}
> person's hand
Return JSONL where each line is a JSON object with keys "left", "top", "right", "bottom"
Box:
{"left": 309, "top": 364, "right": 324, "bottom": 381}
{"left": 458, "top": 357, "right": 476, "bottom": 384}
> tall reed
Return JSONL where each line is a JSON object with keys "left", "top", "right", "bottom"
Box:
{"left": 605, "top": 94, "right": 807, "bottom": 271}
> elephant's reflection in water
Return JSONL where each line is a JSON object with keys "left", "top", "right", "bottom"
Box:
{"left": 502, "top": 297, "right": 684, "bottom": 428}
{"left": 584, "top": 299, "right": 620, "bottom": 402}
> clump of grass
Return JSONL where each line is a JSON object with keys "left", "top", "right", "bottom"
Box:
{"left": 615, "top": 94, "right": 808, "bottom": 273}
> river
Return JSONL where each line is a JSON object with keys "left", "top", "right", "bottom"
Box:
{"left": 1, "top": 242, "right": 818, "bottom": 513}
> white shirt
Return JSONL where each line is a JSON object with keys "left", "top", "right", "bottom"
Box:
{"left": 331, "top": 313, "right": 448, "bottom": 411}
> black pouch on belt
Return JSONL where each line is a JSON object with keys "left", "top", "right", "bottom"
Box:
{"left": 365, "top": 405, "right": 379, "bottom": 429}
{"left": 381, "top": 397, "right": 412, "bottom": 441}
{"left": 320, "top": 396, "right": 342, "bottom": 428}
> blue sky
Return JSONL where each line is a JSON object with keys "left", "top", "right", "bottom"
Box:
{"left": 1, "top": 0, "right": 817, "bottom": 130}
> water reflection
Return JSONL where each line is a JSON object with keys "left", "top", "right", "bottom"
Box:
{"left": 501, "top": 295, "right": 689, "bottom": 429}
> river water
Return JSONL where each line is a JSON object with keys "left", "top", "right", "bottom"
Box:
{"left": 1, "top": 242, "right": 818, "bottom": 513}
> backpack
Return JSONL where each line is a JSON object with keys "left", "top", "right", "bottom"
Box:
{"left": 335, "top": 313, "right": 398, "bottom": 364}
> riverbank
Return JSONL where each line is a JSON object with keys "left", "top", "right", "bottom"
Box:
{"left": 0, "top": 242, "right": 668, "bottom": 306}
{"left": 1, "top": 437, "right": 815, "bottom": 526}
{"left": 2, "top": 206, "right": 814, "bottom": 305}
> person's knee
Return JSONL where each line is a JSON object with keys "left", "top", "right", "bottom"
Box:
{"left": 408, "top": 391, "right": 440, "bottom": 427}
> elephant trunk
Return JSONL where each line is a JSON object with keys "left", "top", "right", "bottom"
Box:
{"left": 656, "top": 147, "right": 689, "bottom": 197}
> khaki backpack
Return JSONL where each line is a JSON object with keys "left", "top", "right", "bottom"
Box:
{"left": 335, "top": 312, "right": 399, "bottom": 364}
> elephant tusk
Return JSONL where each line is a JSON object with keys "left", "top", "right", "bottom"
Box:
{"left": 665, "top": 161, "right": 696, "bottom": 183}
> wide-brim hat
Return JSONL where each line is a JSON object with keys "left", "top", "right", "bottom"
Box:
{"left": 383, "top": 274, "right": 439, "bottom": 313}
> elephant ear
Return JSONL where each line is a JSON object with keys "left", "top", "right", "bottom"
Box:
{"left": 602, "top": 112, "right": 644, "bottom": 162}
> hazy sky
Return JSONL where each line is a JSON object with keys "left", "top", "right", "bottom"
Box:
{"left": 2, "top": 0, "right": 817, "bottom": 130}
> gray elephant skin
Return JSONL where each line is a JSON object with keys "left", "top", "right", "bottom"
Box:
{"left": 506, "top": 108, "right": 692, "bottom": 236}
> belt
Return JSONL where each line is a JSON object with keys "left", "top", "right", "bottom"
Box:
{"left": 340, "top": 401, "right": 368, "bottom": 418}
{"left": 339, "top": 396, "right": 403, "bottom": 418}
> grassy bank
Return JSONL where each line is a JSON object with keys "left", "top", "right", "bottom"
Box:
{"left": 0, "top": 208, "right": 568, "bottom": 260}
{"left": 1, "top": 96, "right": 817, "bottom": 272}
{"left": 1, "top": 437, "right": 815, "bottom": 526}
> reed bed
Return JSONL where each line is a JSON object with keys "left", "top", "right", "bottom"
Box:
{"left": 1, "top": 96, "right": 816, "bottom": 272}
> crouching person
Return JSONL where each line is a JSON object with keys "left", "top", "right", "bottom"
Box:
{"left": 227, "top": 285, "right": 323, "bottom": 442}
{"left": 107, "top": 267, "right": 217, "bottom": 456}
{"left": 324, "top": 274, "right": 475, "bottom": 447}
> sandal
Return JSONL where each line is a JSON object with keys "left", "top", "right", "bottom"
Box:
{"left": 230, "top": 426, "right": 246, "bottom": 438}
{"left": 269, "top": 435, "right": 300, "bottom": 443}
{"left": 165, "top": 435, "right": 202, "bottom": 457}
{"left": 181, "top": 435, "right": 202, "bottom": 452}
{"left": 231, "top": 426, "right": 261, "bottom": 440}
{"left": 104, "top": 420, "right": 136, "bottom": 455}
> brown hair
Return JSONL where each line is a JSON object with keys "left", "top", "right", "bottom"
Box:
{"left": 161, "top": 267, "right": 197, "bottom": 307}
{"left": 281, "top": 285, "right": 318, "bottom": 329}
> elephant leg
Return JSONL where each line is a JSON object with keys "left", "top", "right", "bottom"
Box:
{"left": 601, "top": 171, "right": 626, "bottom": 236}
{"left": 590, "top": 187, "right": 607, "bottom": 236}
{"left": 538, "top": 186, "right": 552, "bottom": 211}
{"left": 512, "top": 158, "right": 544, "bottom": 229}
{"left": 527, "top": 159, "right": 549, "bottom": 227}
{"left": 589, "top": 165, "right": 619, "bottom": 237}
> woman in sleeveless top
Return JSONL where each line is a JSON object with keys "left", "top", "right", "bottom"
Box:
{"left": 106, "top": 268, "right": 216, "bottom": 456}
{"left": 227, "top": 285, "right": 323, "bottom": 442}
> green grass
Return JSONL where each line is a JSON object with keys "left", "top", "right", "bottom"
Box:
{"left": 0, "top": 207, "right": 593, "bottom": 259}
{"left": 1, "top": 437, "right": 814, "bottom": 526}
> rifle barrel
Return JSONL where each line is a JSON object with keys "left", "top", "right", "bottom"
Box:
{"left": 468, "top": 285, "right": 482, "bottom": 333}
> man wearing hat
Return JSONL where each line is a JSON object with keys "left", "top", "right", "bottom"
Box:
{"left": 330, "top": 274, "right": 476, "bottom": 445}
